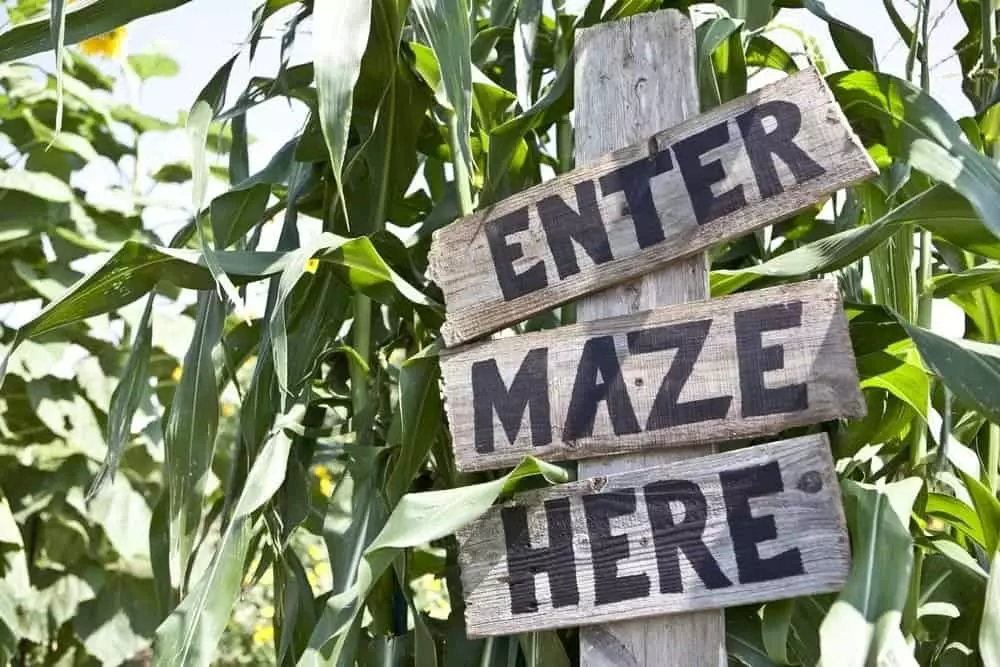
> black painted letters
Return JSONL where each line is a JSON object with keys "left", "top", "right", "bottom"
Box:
{"left": 734, "top": 301, "right": 809, "bottom": 417}
{"left": 628, "top": 320, "right": 733, "bottom": 430}
{"left": 737, "top": 100, "right": 826, "bottom": 199}
{"left": 502, "top": 498, "right": 579, "bottom": 614}
{"left": 674, "top": 121, "right": 748, "bottom": 225}
{"left": 644, "top": 479, "right": 732, "bottom": 592}
{"left": 563, "top": 336, "right": 640, "bottom": 440}
{"left": 486, "top": 207, "right": 547, "bottom": 300}
{"left": 538, "top": 180, "right": 613, "bottom": 279}
{"left": 472, "top": 348, "right": 552, "bottom": 453}
{"left": 721, "top": 461, "right": 804, "bottom": 583}
{"left": 583, "top": 490, "right": 650, "bottom": 605}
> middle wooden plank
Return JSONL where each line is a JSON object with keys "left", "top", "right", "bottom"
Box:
{"left": 441, "top": 278, "right": 865, "bottom": 472}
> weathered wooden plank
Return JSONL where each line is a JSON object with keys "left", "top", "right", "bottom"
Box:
{"left": 572, "top": 11, "right": 723, "bottom": 666}
{"left": 441, "top": 278, "right": 864, "bottom": 472}
{"left": 457, "top": 433, "right": 849, "bottom": 637}
{"left": 429, "top": 68, "right": 877, "bottom": 347}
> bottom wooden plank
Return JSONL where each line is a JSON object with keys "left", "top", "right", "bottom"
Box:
{"left": 457, "top": 433, "right": 849, "bottom": 637}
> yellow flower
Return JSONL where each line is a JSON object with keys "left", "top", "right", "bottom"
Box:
{"left": 221, "top": 402, "right": 236, "bottom": 418}
{"left": 314, "top": 561, "right": 331, "bottom": 577}
{"left": 319, "top": 477, "right": 334, "bottom": 498}
{"left": 304, "top": 258, "right": 319, "bottom": 274}
{"left": 307, "top": 570, "right": 319, "bottom": 588}
{"left": 307, "top": 545, "right": 324, "bottom": 561}
{"left": 252, "top": 623, "right": 274, "bottom": 645}
{"left": 311, "top": 464, "right": 330, "bottom": 480}
{"left": 170, "top": 366, "right": 182, "bottom": 382}
{"left": 260, "top": 605, "right": 275, "bottom": 619}
{"left": 79, "top": 27, "right": 127, "bottom": 59}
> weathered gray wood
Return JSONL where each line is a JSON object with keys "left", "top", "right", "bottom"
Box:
{"left": 429, "top": 66, "right": 877, "bottom": 347}
{"left": 456, "top": 433, "right": 850, "bottom": 638}
{"left": 440, "top": 278, "right": 864, "bottom": 472}
{"left": 573, "top": 13, "right": 723, "bottom": 666}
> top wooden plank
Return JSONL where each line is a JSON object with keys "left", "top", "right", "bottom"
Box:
{"left": 429, "top": 68, "right": 877, "bottom": 347}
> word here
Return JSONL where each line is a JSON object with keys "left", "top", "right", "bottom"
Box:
{"left": 429, "top": 68, "right": 877, "bottom": 346}
{"left": 441, "top": 279, "right": 864, "bottom": 472}
{"left": 457, "top": 433, "right": 848, "bottom": 637}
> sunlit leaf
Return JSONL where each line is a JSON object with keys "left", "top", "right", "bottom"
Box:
{"left": 982, "top": 549, "right": 1000, "bottom": 667}
{"left": 820, "top": 478, "right": 922, "bottom": 665}
{"left": 299, "top": 457, "right": 567, "bottom": 665}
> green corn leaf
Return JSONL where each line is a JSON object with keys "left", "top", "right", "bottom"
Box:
{"left": 761, "top": 599, "right": 794, "bottom": 665}
{"left": 746, "top": 35, "right": 798, "bottom": 74}
{"left": 820, "top": 478, "right": 922, "bottom": 666}
{"left": 164, "top": 292, "right": 224, "bottom": 592}
{"left": 901, "top": 321, "right": 1000, "bottom": 427}
{"left": 957, "top": 471, "right": 1000, "bottom": 555}
{"left": 0, "top": 242, "right": 294, "bottom": 389}
{"left": 928, "top": 263, "right": 1000, "bottom": 297}
{"left": 154, "top": 414, "right": 296, "bottom": 667}
{"left": 210, "top": 183, "right": 271, "bottom": 249}
{"left": 803, "top": 0, "right": 875, "bottom": 71}
{"left": 830, "top": 70, "right": 1000, "bottom": 243}
{"left": 514, "top": 0, "right": 541, "bottom": 110}
{"left": 0, "top": 0, "right": 193, "bottom": 61}
{"left": 982, "top": 549, "right": 1000, "bottom": 667}
{"left": 720, "top": 0, "right": 773, "bottom": 31}
{"left": 696, "top": 16, "right": 743, "bottom": 112}
{"left": 299, "top": 456, "right": 567, "bottom": 666}
{"left": 857, "top": 349, "right": 929, "bottom": 420}
{"left": 386, "top": 344, "right": 442, "bottom": 508}
{"left": 48, "top": 0, "right": 66, "bottom": 135}
{"left": 87, "top": 294, "right": 155, "bottom": 499}
{"left": 313, "top": 0, "right": 372, "bottom": 226}
{"left": 188, "top": 55, "right": 250, "bottom": 318}
{"left": 711, "top": 184, "right": 962, "bottom": 296}
{"left": 926, "top": 493, "right": 989, "bottom": 549}
{"left": 411, "top": 0, "right": 474, "bottom": 180}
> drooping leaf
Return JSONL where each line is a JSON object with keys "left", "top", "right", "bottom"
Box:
{"left": 0, "top": 241, "right": 293, "bottom": 388}
{"left": 820, "top": 478, "right": 922, "bottom": 665}
{"left": 313, "top": 0, "right": 372, "bottom": 225}
{"left": 411, "top": 0, "right": 474, "bottom": 179}
{"left": 0, "top": 0, "right": 193, "bottom": 62}
{"left": 982, "top": 550, "right": 1000, "bottom": 667}
{"left": 803, "top": 0, "right": 876, "bottom": 70}
{"left": 154, "top": 426, "right": 294, "bottom": 666}
{"left": 712, "top": 185, "right": 961, "bottom": 295}
{"left": 386, "top": 345, "right": 442, "bottom": 507}
{"left": 299, "top": 456, "right": 568, "bottom": 665}
{"left": 901, "top": 321, "right": 1000, "bottom": 427}
{"left": 514, "top": 0, "right": 541, "bottom": 110}
{"left": 830, "top": 70, "right": 1000, "bottom": 243}
{"left": 88, "top": 294, "right": 154, "bottom": 498}
{"left": 163, "top": 292, "right": 224, "bottom": 590}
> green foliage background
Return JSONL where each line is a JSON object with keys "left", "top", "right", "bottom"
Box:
{"left": 0, "top": 0, "right": 998, "bottom": 665}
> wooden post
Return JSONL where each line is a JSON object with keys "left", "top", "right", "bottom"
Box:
{"left": 574, "top": 10, "right": 726, "bottom": 666}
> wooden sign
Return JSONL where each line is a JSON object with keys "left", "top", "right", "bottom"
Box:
{"left": 441, "top": 279, "right": 864, "bottom": 472}
{"left": 457, "top": 433, "right": 848, "bottom": 637}
{"left": 428, "top": 68, "right": 877, "bottom": 347}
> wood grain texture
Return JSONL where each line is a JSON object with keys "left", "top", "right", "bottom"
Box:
{"left": 456, "top": 433, "right": 850, "bottom": 638}
{"left": 428, "top": 66, "right": 877, "bottom": 347}
{"left": 572, "top": 13, "right": 722, "bottom": 666}
{"left": 440, "top": 278, "right": 865, "bottom": 472}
